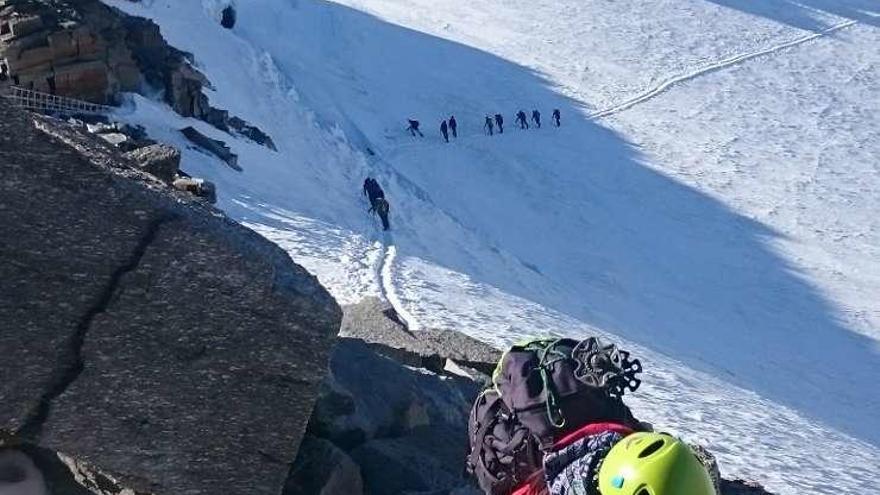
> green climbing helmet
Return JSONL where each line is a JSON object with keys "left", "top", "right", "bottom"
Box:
{"left": 598, "top": 432, "right": 716, "bottom": 495}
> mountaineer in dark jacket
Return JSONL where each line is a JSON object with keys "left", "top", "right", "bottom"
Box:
{"left": 449, "top": 115, "right": 458, "bottom": 138}
{"left": 370, "top": 197, "right": 391, "bottom": 231}
{"left": 407, "top": 119, "right": 424, "bottom": 137}
{"left": 516, "top": 110, "right": 529, "bottom": 129}
{"left": 440, "top": 120, "right": 449, "bottom": 143}
{"left": 494, "top": 113, "right": 504, "bottom": 134}
{"left": 363, "top": 177, "right": 384, "bottom": 209}
{"left": 532, "top": 109, "right": 541, "bottom": 128}
{"left": 484, "top": 115, "right": 494, "bottom": 136}
{"left": 552, "top": 108, "right": 561, "bottom": 127}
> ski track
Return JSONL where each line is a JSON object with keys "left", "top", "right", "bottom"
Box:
{"left": 379, "top": 241, "right": 420, "bottom": 330}
{"left": 590, "top": 19, "right": 858, "bottom": 119}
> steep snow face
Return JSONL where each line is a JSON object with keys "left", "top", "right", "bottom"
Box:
{"left": 103, "top": 0, "right": 879, "bottom": 492}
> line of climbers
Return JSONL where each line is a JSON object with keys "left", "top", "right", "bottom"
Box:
{"left": 363, "top": 177, "right": 390, "bottom": 231}
{"left": 407, "top": 108, "right": 562, "bottom": 142}
{"left": 467, "top": 337, "right": 720, "bottom": 495}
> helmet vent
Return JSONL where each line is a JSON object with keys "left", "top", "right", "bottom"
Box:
{"left": 636, "top": 489, "right": 651, "bottom": 495}
{"left": 638, "top": 439, "right": 665, "bottom": 458}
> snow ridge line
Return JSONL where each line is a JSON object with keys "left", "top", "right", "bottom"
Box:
{"left": 378, "top": 242, "right": 420, "bottom": 331}
{"left": 590, "top": 20, "right": 858, "bottom": 119}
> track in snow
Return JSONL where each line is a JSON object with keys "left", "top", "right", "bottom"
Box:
{"left": 589, "top": 20, "right": 858, "bottom": 119}
{"left": 376, "top": 239, "right": 420, "bottom": 331}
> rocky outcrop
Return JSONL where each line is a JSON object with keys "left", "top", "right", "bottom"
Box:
{"left": 123, "top": 143, "right": 179, "bottom": 182}
{"left": 287, "top": 298, "right": 498, "bottom": 495}
{"left": 0, "top": 97, "right": 341, "bottom": 494}
{"left": 0, "top": 0, "right": 275, "bottom": 152}
{"left": 181, "top": 126, "right": 240, "bottom": 171}
{"left": 0, "top": 0, "right": 141, "bottom": 104}
{"left": 341, "top": 297, "right": 501, "bottom": 378}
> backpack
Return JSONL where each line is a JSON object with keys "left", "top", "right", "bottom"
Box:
{"left": 466, "top": 389, "right": 542, "bottom": 495}
{"left": 493, "top": 337, "right": 642, "bottom": 449}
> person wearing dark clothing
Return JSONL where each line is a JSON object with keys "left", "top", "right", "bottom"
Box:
{"left": 515, "top": 110, "right": 529, "bottom": 129}
{"left": 370, "top": 197, "right": 391, "bottom": 230}
{"left": 407, "top": 119, "right": 424, "bottom": 137}
{"left": 440, "top": 120, "right": 449, "bottom": 143}
{"left": 532, "top": 109, "right": 541, "bottom": 128}
{"left": 484, "top": 115, "right": 494, "bottom": 136}
{"left": 448, "top": 115, "right": 457, "bottom": 138}
{"left": 494, "top": 113, "right": 504, "bottom": 134}
{"left": 363, "top": 178, "right": 374, "bottom": 201}
{"left": 363, "top": 177, "right": 384, "bottom": 209}
{"left": 552, "top": 108, "right": 561, "bottom": 127}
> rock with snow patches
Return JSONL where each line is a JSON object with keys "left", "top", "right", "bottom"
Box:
{"left": 123, "top": 143, "right": 180, "bottom": 183}
{"left": 0, "top": 98, "right": 341, "bottom": 495}
{"left": 340, "top": 297, "right": 501, "bottom": 377}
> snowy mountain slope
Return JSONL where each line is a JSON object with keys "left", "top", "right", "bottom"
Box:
{"left": 103, "top": 0, "right": 879, "bottom": 492}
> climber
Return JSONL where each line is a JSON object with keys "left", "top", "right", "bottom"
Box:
{"left": 531, "top": 109, "right": 541, "bottom": 128}
{"left": 484, "top": 115, "right": 494, "bottom": 136}
{"left": 552, "top": 108, "right": 561, "bottom": 127}
{"left": 449, "top": 115, "right": 458, "bottom": 138}
{"left": 407, "top": 119, "right": 424, "bottom": 137}
{"left": 467, "top": 337, "right": 718, "bottom": 495}
{"left": 513, "top": 431, "right": 718, "bottom": 495}
{"left": 363, "top": 177, "right": 385, "bottom": 209}
{"left": 515, "top": 110, "right": 529, "bottom": 129}
{"left": 370, "top": 197, "right": 391, "bottom": 231}
{"left": 494, "top": 113, "right": 504, "bottom": 134}
{"left": 440, "top": 120, "right": 449, "bottom": 143}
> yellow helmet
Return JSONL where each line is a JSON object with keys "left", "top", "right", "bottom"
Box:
{"left": 598, "top": 432, "right": 716, "bottom": 495}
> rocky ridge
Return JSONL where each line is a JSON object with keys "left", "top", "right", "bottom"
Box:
{"left": 0, "top": 95, "right": 340, "bottom": 495}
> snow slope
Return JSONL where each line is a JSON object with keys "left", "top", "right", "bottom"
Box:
{"left": 103, "top": 0, "right": 880, "bottom": 492}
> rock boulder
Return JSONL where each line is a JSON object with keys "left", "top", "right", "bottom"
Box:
{"left": 0, "top": 98, "right": 341, "bottom": 495}
{"left": 123, "top": 143, "right": 180, "bottom": 183}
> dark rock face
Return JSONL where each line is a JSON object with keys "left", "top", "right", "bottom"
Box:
{"left": 311, "top": 339, "right": 480, "bottom": 449}
{"left": 123, "top": 143, "right": 180, "bottom": 182}
{"left": 292, "top": 300, "right": 495, "bottom": 495}
{"left": 284, "top": 436, "right": 363, "bottom": 495}
{"left": 181, "top": 126, "right": 240, "bottom": 171}
{"left": 0, "top": 98, "right": 341, "bottom": 495}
